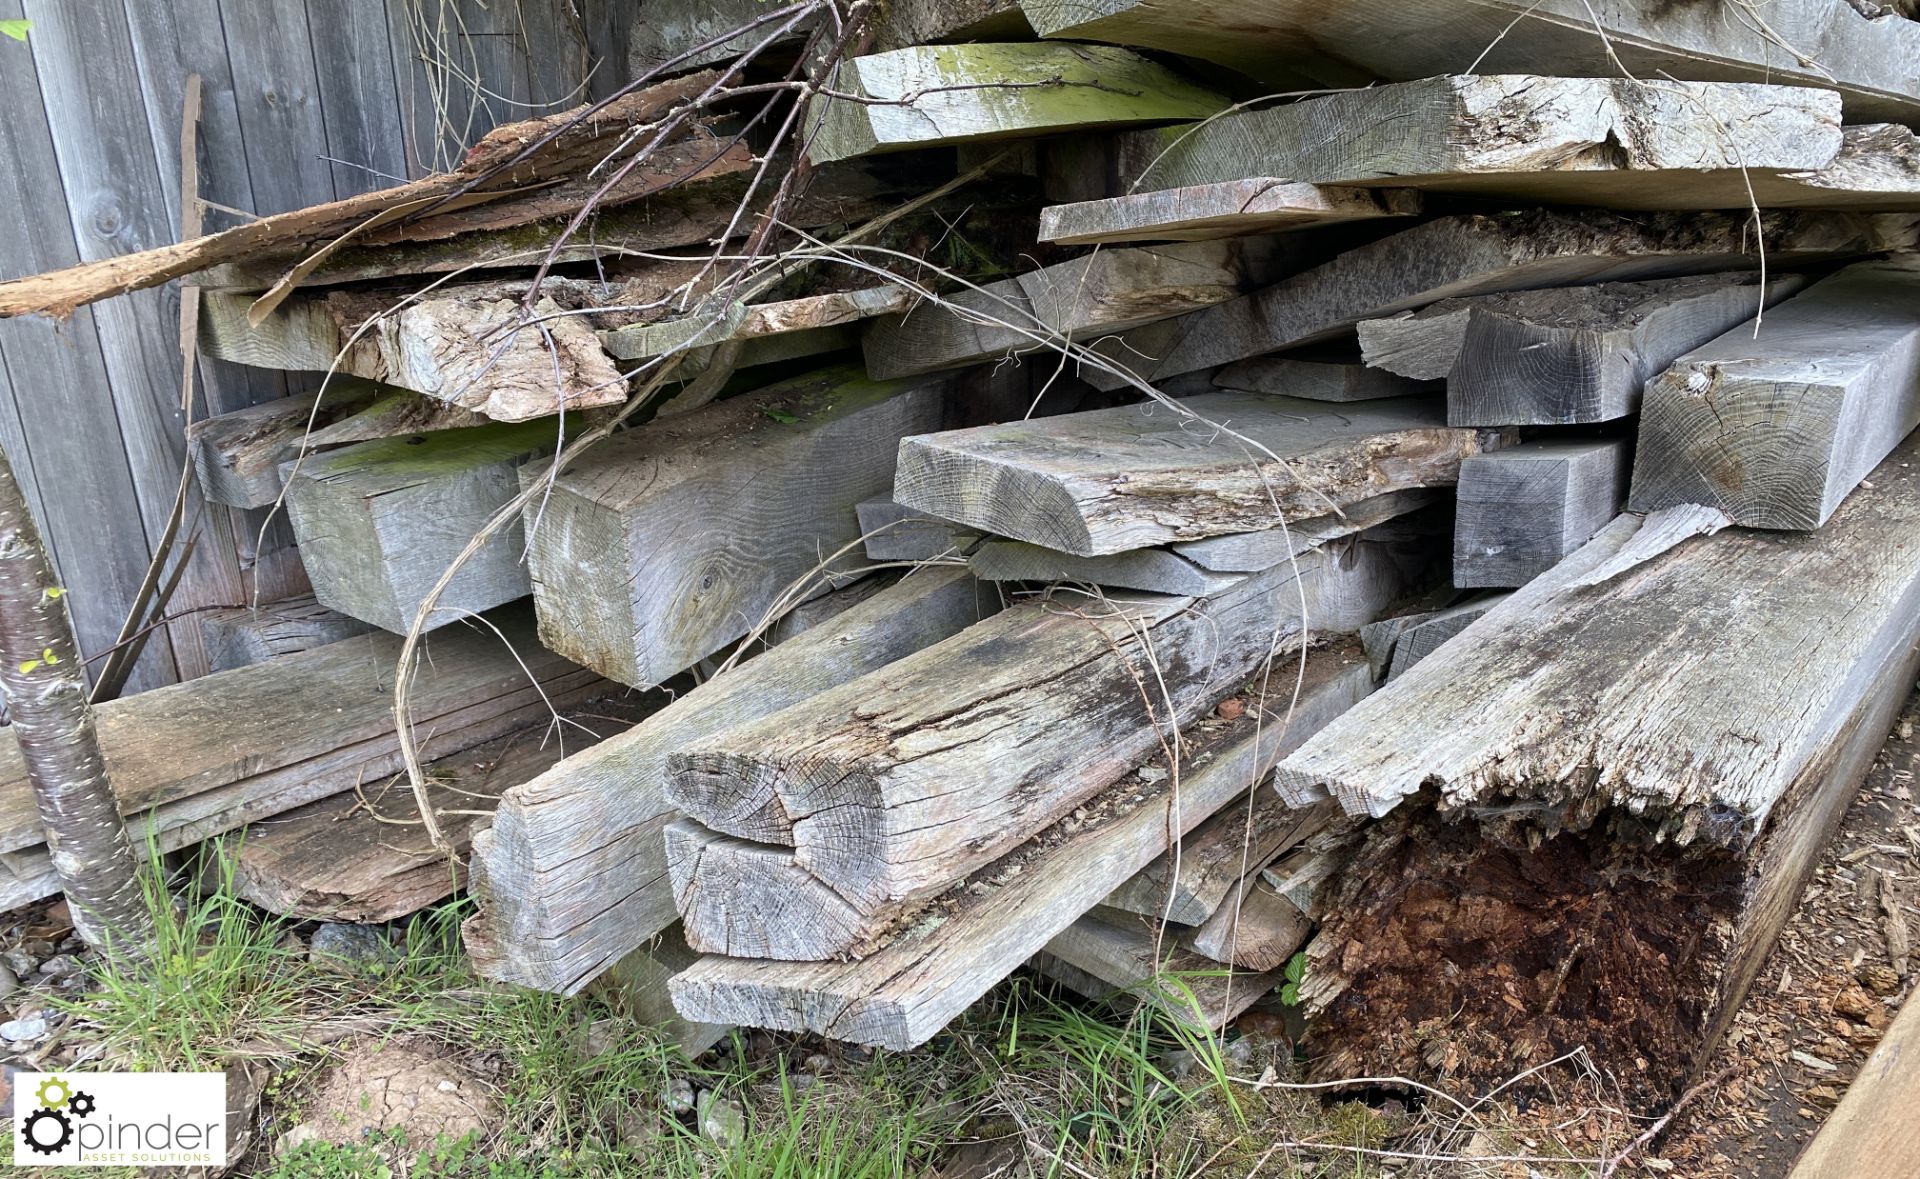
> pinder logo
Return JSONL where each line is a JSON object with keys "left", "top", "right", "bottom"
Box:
{"left": 14, "top": 1072, "right": 226, "bottom": 1168}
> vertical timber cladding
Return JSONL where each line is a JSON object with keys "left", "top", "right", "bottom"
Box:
{"left": 521, "top": 365, "right": 964, "bottom": 687}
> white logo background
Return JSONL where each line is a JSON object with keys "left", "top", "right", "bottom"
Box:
{"left": 13, "top": 1072, "right": 226, "bottom": 1168}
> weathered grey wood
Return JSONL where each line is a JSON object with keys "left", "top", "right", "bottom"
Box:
{"left": 665, "top": 649, "right": 1374, "bottom": 1048}
{"left": 1045, "top": 912, "right": 1292, "bottom": 1030}
{"left": 1172, "top": 490, "right": 1440, "bottom": 574}
{"left": 856, "top": 500, "right": 969, "bottom": 562}
{"left": 1038, "top": 179, "right": 1420, "bottom": 245}
{"left": 1214, "top": 357, "right": 1438, "bottom": 403}
{"left": 1454, "top": 441, "right": 1631, "bottom": 588}
{"left": 1113, "top": 76, "right": 1844, "bottom": 211}
{"left": 521, "top": 365, "right": 958, "bottom": 687}
{"left": 1081, "top": 210, "right": 1916, "bottom": 391}
{"left": 591, "top": 923, "right": 733, "bottom": 1059}
{"left": 1105, "top": 793, "right": 1337, "bottom": 925}
{"left": 1278, "top": 434, "right": 1920, "bottom": 846}
{"left": 666, "top": 532, "right": 1430, "bottom": 961}
{"left": 1385, "top": 593, "right": 1510, "bottom": 681}
{"left": 627, "top": 0, "right": 1028, "bottom": 75}
{"left": 765, "top": 573, "right": 900, "bottom": 646}
{"left": 862, "top": 239, "right": 1286, "bottom": 379}
{"left": 601, "top": 287, "right": 911, "bottom": 363}
{"left": 198, "top": 594, "right": 376, "bottom": 672}
{"left": 969, "top": 541, "right": 1238, "bottom": 595}
{"left": 1358, "top": 306, "right": 1473, "bottom": 381}
{"left": 1184, "top": 875, "right": 1313, "bottom": 972}
{"left": 803, "top": 43, "right": 1224, "bottom": 166}
{"left": 1019, "top": 0, "right": 1920, "bottom": 124}
{"left": 1446, "top": 274, "right": 1810, "bottom": 426}
{"left": 463, "top": 569, "right": 998, "bottom": 995}
{"left": 895, "top": 392, "right": 1502, "bottom": 556}
{"left": 301, "top": 389, "right": 491, "bottom": 448}
{"left": 1629, "top": 260, "right": 1920, "bottom": 529}
{"left": 284, "top": 418, "right": 564, "bottom": 634}
{"left": 187, "top": 382, "right": 384, "bottom": 508}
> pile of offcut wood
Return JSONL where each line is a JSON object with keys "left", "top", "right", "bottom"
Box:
{"left": 7, "top": 0, "right": 1920, "bottom": 1128}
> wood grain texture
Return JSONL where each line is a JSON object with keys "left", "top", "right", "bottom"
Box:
{"left": 862, "top": 239, "right": 1287, "bottom": 379}
{"left": 856, "top": 500, "right": 970, "bottom": 562}
{"left": 1384, "top": 593, "right": 1510, "bottom": 680}
{"left": 1214, "top": 358, "right": 1438, "bottom": 403}
{"left": 198, "top": 594, "right": 376, "bottom": 672}
{"left": 1080, "top": 210, "right": 1916, "bottom": 392}
{"left": 1184, "top": 874, "right": 1313, "bottom": 971}
{"left": 1018, "top": 0, "right": 1920, "bottom": 123}
{"left": 1629, "top": 259, "right": 1920, "bottom": 529}
{"left": 1453, "top": 440, "right": 1631, "bottom": 588}
{"left": 590, "top": 923, "right": 733, "bottom": 1059}
{"left": 665, "top": 650, "right": 1374, "bottom": 1047}
{"left": 602, "top": 287, "right": 911, "bottom": 363}
{"left": 463, "top": 569, "right": 999, "bottom": 995}
{"left": 666, "top": 532, "right": 1433, "bottom": 960}
{"left": 1171, "top": 490, "right": 1440, "bottom": 574}
{"left": 1046, "top": 910, "right": 1292, "bottom": 1029}
{"left": 187, "top": 382, "right": 381, "bottom": 508}
{"left": 968, "top": 541, "right": 1238, "bottom": 595}
{"left": 1113, "top": 75, "right": 1844, "bottom": 210}
{"left": 520, "top": 365, "right": 959, "bottom": 687}
{"left": 1105, "top": 793, "right": 1337, "bottom": 925}
{"left": 284, "top": 418, "right": 564, "bottom": 634}
{"left": 1038, "top": 179, "right": 1419, "bottom": 245}
{"left": 894, "top": 392, "right": 1501, "bottom": 556}
{"left": 1445, "top": 273, "right": 1809, "bottom": 426}
{"left": 1276, "top": 434, "right": 1920, "bottom": 847}
{"left": 803, "top": 43, "right": 1224, "bottom": 165}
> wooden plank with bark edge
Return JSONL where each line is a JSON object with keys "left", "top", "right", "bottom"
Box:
{"left": 1276, "top": 435, "right": 1920, "bottom": 848}
{"left": 1046, "top": 911, "right": 1293, "bottom": 1030}
{"left": 520, "top": 365, "right": 960, "bottom": 688}
{"left": 1453, "top": 441, "right": 1631, "bottom": 588}
{"left": 187, "top": 382, "right": 380, "bottom": 508}
{"left": 1078, "top": 210, "right": 1917, "bottom": 392}
{"left": 1214, "top": 358, "right": 1438, "bottom": 403}
{"left": 1017, "top": 0, "right": 1920, "bottom": 124}
{"left": 210, "top": 693, "right": 659, "bottom": 922}
{"left": 1384, "top": 594, "right": 1511, "bottom": 680}
{"left": 198, "top": 594, "right": 376, "bottom": 673}
{"left": 1171, "top": 490, "right": 1441, "bottom": 574}
{"left": 1629, "top": 260, "right": 1920, "bottom": 529}
{"left": 968, "top": 541, "right": 1239, "bottom": 595}
{"left": 1038, "top": 179, "right": 1420, "bottom": 245}
{"left": 665, "top": 530, "right": 1433, "bottom": 961}
{"left": 1789, "top": 981, "right": 1920, "bottom": 1177}
{"left": 1111, "top": 76, "right": 1844, "bottom": 211}
{"left": 893, "top": 392, "right": 1502, "bottom": 557}
{"left": 1105, "top": 793, "right": 1338, "bottom": 925}
{"left": 462, "top": 569, "right": 998, "bottom": 996}
{"left": 1446, "top": 273, "right": 1810, "bottom": 426}
{"left": 665, "top": 649, "right": 1374, "bottom": 1048}
{"left": 283, "top": 418, "right": 566, "bottom": 634}
{"left": 1184, "top": 874, "right": 1313, "bottom": 971}
{"left": 802, "top": 43, "right": 1225, "bottom": 166}
{"left": 861, "top": 239, "right": 1289, "bottom": 380}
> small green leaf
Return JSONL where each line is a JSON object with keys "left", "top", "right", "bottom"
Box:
{"left": 762, "top": 408, "right": 801, "bottom": 424}
{"left": 0, "top": 19, "right": 29, "bottom": 41}
{"left": 18, "top": 659, "right": 40, "bottom": 674}
{"left": 42, "top": 586, "right": 64, "bottom": 600}
{"left": 1280, "top": 982, "right": 1299, "bottom": 1006}
{"left": 41, "top": 647, "right": 58, "bottom": 665}
{"left": 1285, "top": 951, "right": 1306, "bottom": 985}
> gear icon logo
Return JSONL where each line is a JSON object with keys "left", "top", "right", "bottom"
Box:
{"left": 21, "top": 1107, "right": 73, "bottom": 1155}
{"left": 35, "top": 1076, "right": 71, "bottom": 1110}
{"left": 67, "top": 1092, "right": 97, "bottom": 1119}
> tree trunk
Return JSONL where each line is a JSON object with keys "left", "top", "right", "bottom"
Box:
{"left": 0, "top": 448, "right": 154, "bottom": 955}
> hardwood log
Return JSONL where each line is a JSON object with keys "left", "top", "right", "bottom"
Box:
{"left": 1358, "top": 306, "right": 1473, "bottom": 382}
{"left": 198, "top": 594, "right": 375, "bottom": 673}
{"left": 1454, "top": 440, "right": 1631, "bottom": 588}
{"left": 1017, "top": 0, "right": 1920, "bottom": 124}
{"left": 1038, "top": 179, "right": 1420, "bottom": 245}
{"left": 1114, "top": 76, "right": 1844, "bottom": 210}
{"left": 463, "top": 569, "right": 997, "bottom": 995}
{"left": 803, "top": 43, "right": 1224, "bottom": 166}
{"left": 1105, "top": 792, "right": 1337, "bottom": 925}
{"left": 1184, "top": 874, "right": 1312, "bottom": 972}
{"left": 665, "top": 647, "right": 1374, "bottom": 1048}
{"left": 665, "top": 530, "right": 1433, "bottom": 961}
{"left": 1629, "top": 259, "right": 1920, "bottom": 529}
{"left": 187, "top": 382, "right": 380, "bottom": 509}
{"left": 520, "top": 365, "right": 959, "bottom": 687}
{"left": 1213, "top": 357, "right": 1438, "bottom": 403}
{"left": 894, "top": 391, "right": 1503, "bottom": 556}
{"left": 1080, "top": 210, "right": 1916, "bottom": 391}
{"left": 284, "top": 418, "right": 566, "bottom": 634}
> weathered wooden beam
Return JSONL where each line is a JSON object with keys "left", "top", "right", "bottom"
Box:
{"left": 1789, "top": 983, "right": 1920, "bottom": 1177}
{"left": 1046, "top": 911, "right": 1292, "bottom": 1030}
{"left": 590, "top": 923, "right": 733, "bottom": 1059}
{"left": 601, "top": 287, "right": 911, "bottom": 363}
{"left": 1105, "top": 792, "right": 1337, "bottom": 925}
{"left": 803, "top": 43, "right": 1224, "bottom": 166}
{"left": 187, "top": 382, "right": 381, "bottom": 509}
{"left": 862, "top": 239, "right": 1286, "bottom": 379}
{"left": 968, "top": 540, "right": 1237, "bottom": 595}
{"left": 1184, "top": 874, "right": 1312, "bottom": 972}
{"left": 1630, "top": 260, "right": 1920, "bottom": 529}
{"left": 856, "top": 500, "right": 970, "bottom": 562}
{"left": 1444, "top": 273, "right": 1810, "bottom": 426}
{"left": 1038, "top": 179, "right": 1420, "bottom": 245}
{"left": 198, "top": 594, "right": 376, "bottom": 673}
{"left": 628, "top": 0, "right": 1030, "bottom": 76}
{"left": 1080, "top": 210, "right": 1916, "bottom": 391}
{"left": 1018, "top": 0, "right": 1920, "bottom": 124}
{"left": 1171, "top": 490, "right": 1441, "bottom": 574}
{"left": 665, "top": 530, "right": 1432, "bottom": 961}
{"left": 1357, "top": 306, "right": 1472, "bottom": 382}
{"left": 284, "top": 418, "right": 565, "bottom": 634}
{"left": 1278, "top": 435, "right": 1920, "bottom": 846}
{"left": 463, "top": 569, "right": 998, "bottom": 995}
{"left": 895, "top": 392, "right": 1503, "bottom": 556}
{"left": 1214, "top": 357, "right": 1438, "bottom": 403}
{"left": 521, "top": 365, "right": 958, "bottom": 687}
{"left": 1454, "top": 440, "right": 1630, "bottom": 588}
{"left": 665, "top": 647, "right": 1374, "bottom": 1048}
{"left": 1384, "top": 593, "right": 1510, "bottom": 680}
{"left": 1114, "top": 76, "right": 1845, "bottom": 211}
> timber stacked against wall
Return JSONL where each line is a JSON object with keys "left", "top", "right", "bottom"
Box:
{"left": 1, "top": 0, "right": 1919, "bottom": 1156}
